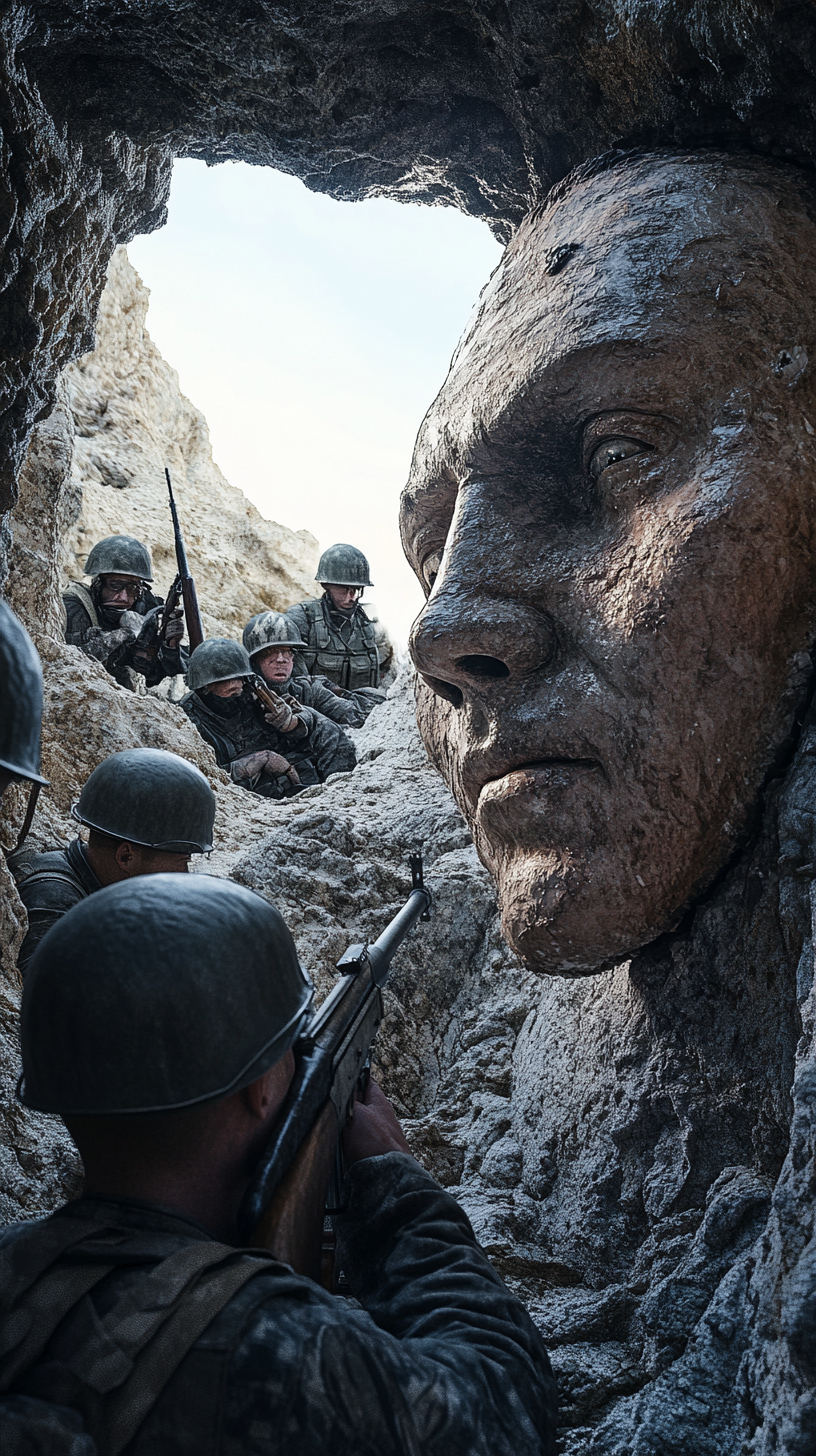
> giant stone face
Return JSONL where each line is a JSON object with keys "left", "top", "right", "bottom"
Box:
{"left": 402, "top": 152, "right": 816, "bottom": 975}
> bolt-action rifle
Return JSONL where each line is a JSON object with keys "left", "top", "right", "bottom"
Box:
{"left": 249, "top": 673, "right": 304, "bottom": 733}
{"left": 237, "top": 856, "right": 432, "bottom": 1284}
{"left": 165, "top": 467, "right": 205, "bottom": 651}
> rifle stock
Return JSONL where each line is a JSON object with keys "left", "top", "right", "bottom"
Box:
{"left": 238, "top": 858, "right": 432, "bottom": 1277}
{"left": 165, "top": 468, "right": 205, "bottom": 651}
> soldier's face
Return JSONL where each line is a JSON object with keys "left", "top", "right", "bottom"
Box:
{"left": 325, "top": 585, "right": 362, "bottom": 612}
{"left": 99, "top": 575, "right": 141, "bottom": 609}
{"left": 402, "top": 157, "right": 816, "bottom": 975}
{"left": 256, "top": 648, "right": 294, "bottom": 684}
{"left": 207, "top": 678, "right": 245, "bottom": 699}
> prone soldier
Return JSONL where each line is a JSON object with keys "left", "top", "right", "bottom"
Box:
{"left": 182, "top": 638, "right": 356, "bottom": 798}
{"left": 288, "top": 543, "right": 383, "bottom": 689}
{"left": 10, "top": 748, "right": 215, "bottom": 976}
{"left": 63, "top": 534, "right": 186, "bottom": 690}
{"left": 243, "top": 610, "right": 385, "bottom": 727}
{"left": 1, "top": 874, "right": 557, "bottom": 1454}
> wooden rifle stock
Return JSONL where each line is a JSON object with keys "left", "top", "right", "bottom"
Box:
{"left": 238, "top": 859, "right": 432, "bottom": 1283}
{"left": 165, "top": 467, "right": 205, "bottom": 650}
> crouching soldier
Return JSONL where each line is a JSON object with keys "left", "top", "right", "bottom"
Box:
{"left": 288, "top": 543, "right": 383, "bottom": 689}
{"left": 9, "top": 748, "right": 215, "bottom": 975}
{"left": 63, "top": 534, "right": 186, "bottom": 690}
{"left": 182, "top": 638, "right": 356, "bottom": 798}
{"left": 0, "top": 874, "right": 556, "bottom": 1455}
{"left": 243, "top": 610, "right": 385, "bottom": 727}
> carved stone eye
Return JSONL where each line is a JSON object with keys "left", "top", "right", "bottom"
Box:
{"left": 421, "top": 549, "right": 443, "bottom": 592}
{"left": 589, "top": 437, "right": 647, "bottom": 478}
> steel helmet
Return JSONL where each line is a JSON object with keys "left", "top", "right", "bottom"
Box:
{"left": 186, "top": 638, "right": 253, "bottom": 692}
{"left": 243, "top": 611, "right": 307, "bottom": 659}
{"left": 19, "top": 874, "right": 314, "bottom": 1114}
{"left": 84, "top": 535, "right": 153, "bottom": 582}
{"left": 72, "top": 749, "right": 215, "bottom": 853}
{"left": 0, "top": 600, "right": 49, "bottom": 786}
{"left": 316, "top": 543, "right": 373, "bottom": 588}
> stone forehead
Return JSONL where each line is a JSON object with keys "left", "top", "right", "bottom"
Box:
{"left": 411, "top": 152, "right": 816, "bottom": 470}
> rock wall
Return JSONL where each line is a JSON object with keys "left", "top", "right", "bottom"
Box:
{"left": 58, "top": 247, "right": 320, "bottom": 642}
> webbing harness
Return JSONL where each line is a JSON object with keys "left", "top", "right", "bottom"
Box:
{"left": 0, "top": 1217, "right": 281, "bottom": 1455}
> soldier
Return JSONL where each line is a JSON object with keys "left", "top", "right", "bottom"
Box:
{"left": 243, "top": 610, "right": 385, "bottom": 727}
{"left": 10, "top": 748, "right": 215, "bottom": 975}
{"left": 63, "top": 534, "right": 186, "bottom": 690}
{"left": 182, "top": 638, "right": 356, "bottom": 798}
{"left": 0, "top": 599, "right": 49, "bottom": 807}
{"left": 288, "top": 543, "right": 383, "bottom": 689}
{"left": 1, "top": 874, "right": 556, "bottom": 1454}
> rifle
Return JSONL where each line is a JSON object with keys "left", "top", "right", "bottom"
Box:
{"left": 250, "top": 673, "right": 303, "bottom": 731}
{"left": 237, "top": 855, "right": 432, "bottom": 1282}
{"left": 165, "top": 467, "right": 205, "bottom": 650}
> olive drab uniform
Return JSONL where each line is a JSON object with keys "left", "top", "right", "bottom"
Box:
{"left": 288, "top": 594, "right": 381, "bottom": 690}
{"left": 9, "top": 840, "right": 101, "bottom": 977}
{"left": 0, "top": 1156, "right": 556, "bottom": 1456}
{"left": 181, "top": 683, "right": 356, "bottom": 797}
{"left": 62, "top": 583, "right": 186, "bottom": 692}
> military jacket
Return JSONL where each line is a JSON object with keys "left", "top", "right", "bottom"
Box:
{"left": 63, "top": 583, "right": 187, "bottom": 692}
{"left": 0, "top": 1154, "right": 556, "bottom": 1456}
{"left": 181, "top": 684, "right": 355, "bottom": 797}
{"left": 10, "top": 838, "right": 101, "bottom": 976}
{"left": 284, "top": 673, "right": 385, "bottom": 727}
{"left": 288, "top": 595, "right": 381, "bottom": 689}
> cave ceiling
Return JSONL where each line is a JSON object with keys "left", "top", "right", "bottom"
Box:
{"left": 3, "top": 0, "right": 816, "bottom": 520}
{"left": 21, "top": 0, "right": 816, "bottom": 233}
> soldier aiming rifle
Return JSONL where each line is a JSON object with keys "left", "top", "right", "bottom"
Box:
{"left": 1, "top": 870, "right": 556, "bottom": 1454}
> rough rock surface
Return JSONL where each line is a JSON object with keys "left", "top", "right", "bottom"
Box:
{"left": 59, "top": 247, "right": 321, "bottom": 641}
{"left": 6, "top": 2, "right": 816, "bottom": 526}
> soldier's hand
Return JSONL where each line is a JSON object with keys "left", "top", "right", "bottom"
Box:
{"left": 135, "top": 606, "right": 162, "bottom": 647}
{"left": 262, "top": 696, "right": 297, "bottom": 732}
{"left": 342, "top": 1079, "right": 412, "bottom": 1164}
{"left": 162, "top": 608, "right": 184, "bottom": 645}
{"left": 260, "top": 751, "right": 301, "bottom": 786}
{"left": 232, "top": 750, "right": 275, "bottom": 782}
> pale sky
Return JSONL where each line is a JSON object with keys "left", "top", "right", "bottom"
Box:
{"left": 127, "top": 160, "right": 502, "bottom": 649}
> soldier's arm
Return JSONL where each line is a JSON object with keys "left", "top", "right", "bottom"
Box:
{"left": 226, "top": 1154, "right": 555, "bottom": 1456}
{"left": 306, "top": 676, "right": 366, "bottom": 726}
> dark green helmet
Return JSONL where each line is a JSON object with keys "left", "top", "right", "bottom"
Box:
{"left": 84, "top": 535, "right": 153, "bottom": 582}
{"left": 186, "top": 638, "right": 253, "bottom": 692}
{"left": 19, "top": 874, "right": 313, "bottom": 1114}
{"left": 72, "top": 749, "right": 215, "bottom": 853}
{"left": 316, "top": 543, "right": 373, "bottom": 588}
{"left": 0, "top": 600, "right": 49, "bottom": 786}
{"left": 243, "top": 611, "right": 307, "bottom": 658}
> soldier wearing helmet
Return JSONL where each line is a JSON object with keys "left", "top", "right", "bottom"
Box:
{"left": 288, "top": 543, "right": 383, "bottom": 690}
{"left": 1, "top": 875, "right": 555, "bottom": 1453}
{"left": 243, "top": 610, "right": 385, "bottom": 727}
{"left": 10, "top": 748, "right": 215, "bottom": 975}
{"left": 0, "top": 600, "right": 49, "bottom": 805}
{"left": 62, "top": 534, "right": 187, "bottom": 690}
{"left": 181, "top": 638, "right": 355, "bottom": 798}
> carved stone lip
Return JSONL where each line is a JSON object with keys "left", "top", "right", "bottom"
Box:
{"left": 468, "top": 754, "right": 604, "bottom": 805}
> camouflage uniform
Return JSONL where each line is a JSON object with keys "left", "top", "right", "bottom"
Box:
{"left": 288, "top": 594, "right": 382, "bottom": 690}
{"left": 182, "top": 682, "right": 356, "bottom": 797}
{"left": 10, "top": 839, "right": 100, "bottom": 977}
{"left": 63, "top": 582, "right": 187, "bottom": 691}
{"left": 0, "top": 1153, "right": 556, "bottom": 1455}
{"left": 286, "top": 672, "right": 385, "bottom": 727}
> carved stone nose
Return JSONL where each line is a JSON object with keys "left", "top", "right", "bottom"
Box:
{"left": 410, "top": 593, "right": 558, "bottom": 706}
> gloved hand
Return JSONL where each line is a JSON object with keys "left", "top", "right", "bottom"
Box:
{"left": 134, "top": 606, "right": 162, "bottom": 649}
{"left": 231, "top": 750, "right": 300, "bottom": 787}
{"left": 261, "top": 692, "right": 297, "bottom": 733}
{"left": 161, "top": 607, "right": 184, "bottom": 646}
